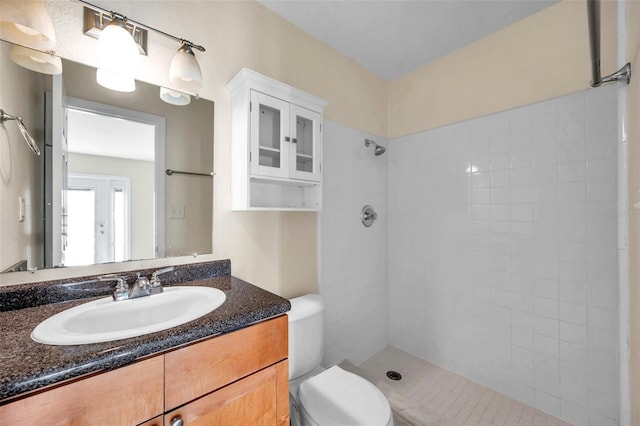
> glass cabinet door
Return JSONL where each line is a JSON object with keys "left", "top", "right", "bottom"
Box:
{"left": 290, "top": 105, "right": 321, "bottom": 182}
{"left": 250, "top": 90, "right": 290, "bottom": 178}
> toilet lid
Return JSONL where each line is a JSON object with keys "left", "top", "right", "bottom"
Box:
{"left": 298, "top": 366, "right": 391, "bottom": 426}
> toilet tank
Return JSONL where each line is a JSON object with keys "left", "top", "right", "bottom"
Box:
{"left": 287, "top": 294, "right": 324, "bottom": 380}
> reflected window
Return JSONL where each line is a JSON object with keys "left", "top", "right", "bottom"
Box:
{"left": 65, "top": 187, "right": 96, "bottom": 266}
{"left": 113, "top": 187, "right": 125, "bottom": 262}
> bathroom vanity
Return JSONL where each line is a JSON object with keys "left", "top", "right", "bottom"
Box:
{"left": 0, "top": 259, "right": 290, "bottom": 425}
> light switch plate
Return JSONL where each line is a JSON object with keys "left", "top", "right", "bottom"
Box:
{"left": 169, "top": 205, "right": 185, "bottom": 219}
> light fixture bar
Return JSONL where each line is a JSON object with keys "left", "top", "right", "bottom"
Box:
{"left": 75, "top": 0, "right": 206, "bottom": 52}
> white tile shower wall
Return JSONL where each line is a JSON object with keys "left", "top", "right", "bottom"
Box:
{"left": 388, "top": 86, "right": 618, "bottom": 426}
{"left": 319, "top": 120, "right": 389, "bottom": 366}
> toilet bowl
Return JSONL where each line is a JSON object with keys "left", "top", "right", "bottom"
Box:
{"left": 287, "top": 294, "right": 393, "bottom": 426}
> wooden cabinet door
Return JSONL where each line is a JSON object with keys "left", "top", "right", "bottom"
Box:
{"left": 164, "top": 362, "right": 289, "bottom": 426}
{"left": 0, "top": 356, "right": 164, "bottom": 425}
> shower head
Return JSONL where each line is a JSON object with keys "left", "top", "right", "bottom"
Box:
{"left": 364, "top": 138, "right": 386, "bottom": 156}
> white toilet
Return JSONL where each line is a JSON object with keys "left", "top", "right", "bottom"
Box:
{"left": 288, "top": 294, "right": 394, "bottom": 426}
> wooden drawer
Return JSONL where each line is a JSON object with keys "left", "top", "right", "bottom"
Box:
{"left": 0, "top": 356, "right": 164, "bottom": 425}
{"left": 165, "top": 315, "right": 288, "bottom": 410}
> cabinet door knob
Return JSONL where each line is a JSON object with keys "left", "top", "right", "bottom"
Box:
{"left": 292, "top": 138, "right": 297, "bottom": 143}
{"left": 170, "top": 416, "right": 184, "bottom": 426}
{"left": 284, "top": 136, "right": 290, "bottom": 142}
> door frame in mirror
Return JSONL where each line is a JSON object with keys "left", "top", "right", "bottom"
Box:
{"left": 62, "top": 96, "right": 166, "bottom": 261}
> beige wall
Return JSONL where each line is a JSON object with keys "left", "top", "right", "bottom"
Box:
{"left": 0, "top": 42, "right": 46, "bottom": 272}
{"left": 67, "top": 153, "right": 155, "bottom": 260}
{"left": 627, "top": 0, "right": 640, "bottom": 423}
{"left": 387, "top": 0, "right": 617, "bottom": 139}
{"left": 177, "top": 1, "right": 387, "bottom": 297}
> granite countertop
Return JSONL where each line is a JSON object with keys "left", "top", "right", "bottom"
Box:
{"left": 0, "top": 260, "right": 290, "bottom": 402}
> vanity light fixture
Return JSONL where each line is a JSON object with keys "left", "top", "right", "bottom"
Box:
{"left": 169, "top": 43, "right": 203, "bottom": 94}
{"left": 77, "top": 0, "right": 206, "bottom": 95}
{"left": 95, "top": 16, "right": 140, "bottom": 92}
{"left": 1, "top": 2, "right": 62, "bottom": 75}
{"left": 9, "top": 44, "right": 62, "bottom": 75}
{"left": 160, "top": 87, "right": 191, "bottom": 106}
{"left": 0, "top": 2, "right": 56, "bottom": 50}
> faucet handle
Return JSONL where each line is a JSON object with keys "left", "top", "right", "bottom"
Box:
{"left": 135, "top": 273, "right": 151, "bottom": 289}
{"left": 99, "top": 274, "right": 127, "bottom": 288}
{"left": 151, "top": 266, "right": 175, "bottom": 287}
{"left": 99, "top": 275, "right": 129, "bottom": 301}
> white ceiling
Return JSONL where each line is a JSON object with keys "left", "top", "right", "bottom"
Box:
{"left": 67, "top": 109, "right": 155, "bottom": 162}
{"left": 258, "top": 0, "right": 559, "bottom": 80}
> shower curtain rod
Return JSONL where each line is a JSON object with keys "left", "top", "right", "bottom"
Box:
{"left": 587, "top": 0, "right": 630, "bottom": 87}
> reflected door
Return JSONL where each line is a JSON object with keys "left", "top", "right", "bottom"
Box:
{"left": 44, "top": 75, "right": 69, "bottom": 268}
{"left": 65, "top": 175, "right": 130, "bottom": 266}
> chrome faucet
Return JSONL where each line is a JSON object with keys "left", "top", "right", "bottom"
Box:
{"left": 99, "top": 267, "right": 174, "bottom": 301}
{"left": 129, "top": 273, "right": 152, "bottom": 299}
{"left": 125, "top": 267, "right": 176, "bottom": 299}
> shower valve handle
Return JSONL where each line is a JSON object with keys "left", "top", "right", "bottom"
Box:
{"left": 361, "top": 205, "right": 378, "bottom": 227}
{"left": 363, "top": 210, "right": 377, "bottom": 221}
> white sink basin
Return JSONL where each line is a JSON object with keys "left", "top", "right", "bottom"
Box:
{"left": 31, "top": 286, "right": 226, "bottom": 345}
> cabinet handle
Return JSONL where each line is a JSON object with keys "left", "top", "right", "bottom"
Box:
{"left": 284, "top": 137, "right": 290, "bottom": 142}
{"left": 170, "top": 416, "right": 184, "bottom": 426}
{"left": 292, "top": 138, "right": 297, "bottom": 143}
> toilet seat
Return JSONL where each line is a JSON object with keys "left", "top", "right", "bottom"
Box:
{"left": 298, "top": 366, "right": 392, "bottom": 426}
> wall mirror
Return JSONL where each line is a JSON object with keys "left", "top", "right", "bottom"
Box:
{"left": 0, "top": 40, "right": 214, "bottom": 274}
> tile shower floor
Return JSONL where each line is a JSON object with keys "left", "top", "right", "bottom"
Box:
{"left": 341, "top": 346, "right": 573, "bottom": 426}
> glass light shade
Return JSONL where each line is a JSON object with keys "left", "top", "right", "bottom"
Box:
{"left": 96, "top": 18, "right": 140, "bottom": 78}
{"left": 0, "top": 2, "right": 56, "bottom": 50}
{"left": 96, "top": 68, "right": 136, "bottom": 92}
{"left": 160, "top": 87, "right": 191, "bottom": 106}
{"left": 169, "top": 45, "right": 202, "bottom": 94}
{"left": 9, "top": 45, "right": 62, "bottom": 75}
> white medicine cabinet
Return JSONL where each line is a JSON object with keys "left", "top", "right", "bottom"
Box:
{"left": 227, "top": 68, "right": 327, "bottom": 211}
